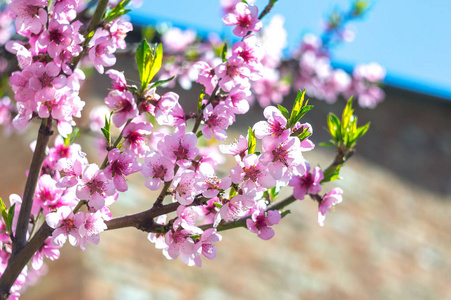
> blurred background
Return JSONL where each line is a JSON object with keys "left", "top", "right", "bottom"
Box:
{"left": 1, "top": 0, "right": 450, "bottom": 299}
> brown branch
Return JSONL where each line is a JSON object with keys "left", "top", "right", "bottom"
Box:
{"left": 105, "top": 202, "right": 180, "bottom": 231}
{"left": 13, "top": 118, "right": 53, "bottom": 253}
{"left": 0, "top": 224, "right": 52, "bottom": 300}
{"left": 258, "top": 0, "right": 278, "bottom": 20}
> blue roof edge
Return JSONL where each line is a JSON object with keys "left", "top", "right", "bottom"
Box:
{"left": 332, "top": 61, "right": 451, "bottom": 100}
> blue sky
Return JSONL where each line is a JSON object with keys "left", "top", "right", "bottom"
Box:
{"left": 129, "top": 0, "right": 451, "bottom": 99}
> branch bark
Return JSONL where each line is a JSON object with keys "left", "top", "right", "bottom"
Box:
{"left": 13, "top": 118, "right": 53, "bottom": 254}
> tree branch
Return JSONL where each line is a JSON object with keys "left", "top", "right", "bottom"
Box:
{"left": 13, "top": 118, "right": 53, "bottom": 254}
{"left": 0, "top": 224, "right": 53, "bottom": 300}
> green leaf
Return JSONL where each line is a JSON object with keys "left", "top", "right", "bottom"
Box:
{"left": 292, "top": 104, "right": 313, "bottom": 125}
{"left": 319, "top": 142, "right": 334, "bottom": 147}
{"left": 321, "top": 166, "right": 341, "bottom": 183}
{"left": 0, "top": 198, "right": 7, "bottom": 223}
{"left": 136, "top": 41, "right": 163, "bottom": 91}
{"left": 147, "top": 43, "right": 163, "bottom": 87}
{"left": 353, "top": 0, "right": 370, "bottom": 16}
{"left": 68, "top": 128, "right": 80, "bottom": 145}
{"left": 196, "top": 131, "right": 203, "bottom": 138}
{"left": 269, "top": 186, "right": 281, "bottom": 201}
{"left": 103, "top": 0, "right": 131, "bottom": 23}
{"left": 213, "top": 201, "right": 223, "bottom": 209}
{"left": 150, "top": 76, "right": 175, "bottom": 89}
{"left": 277, "top": 105, "right": 289, "bottom": 120}
{"left": 229, "top": 187, "right": 237, "bottom": 198}
{"left": 289, "top": 89, "right": 305, "bottom": 125}
{"left": 136, "top": 40, "right": 151, "bottom": 88}
{"left": 198, "top": 89, "right": 205, "bottom": 112}
{"left": 221, "top": 43, "right": 228, "bottom": 62}
{"left": 101, "top": 128, "right": 110, "bottom": 142}
{"left": 297, "top": 128, "right": 312, "bottom": 141}
{"left": 101, "top": 114, "right": 112, "bottom": 143}
{"left": 327, "top": 113, "right": 341, "bottom": 140}
{"left": 127, "top": 85, "right": 139, "bottom": 93}
{"left": 247, "top": 127, "right": 256, "bottom": 154}
{"left": 6, "top": 204, "right": 15, "bottom": 234}
{"left": 355, "top": 122, "right": 370, "bottom": 139}
{"left": 341, "top": 97, "right": 354, "bottom": 130}
{"left": 349, "top": 122, "right": 370, "bottom": 146}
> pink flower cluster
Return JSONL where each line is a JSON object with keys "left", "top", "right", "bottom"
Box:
{"left": 154, "top": 2, "right": 384, "bottom": 109}
{"left": 6, "top": 0, "right": 132, "bottom": 135}
{"left": 294, "top": 34, "right": 385, "bottom": 108}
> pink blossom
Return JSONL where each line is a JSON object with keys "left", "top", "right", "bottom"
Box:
{"left": 230, "top": 154, "right": 276, "bottom": 192}
{"left": 53, "top": 0, "right": 79, "bottom": 22}
{"left": 7, "top": 42, "right": 32, "bottom": 69}
{"left": 202, "top": 104, "right": 234, "bottom": 140}
{"left": 318, "top": 187, "right": 343, "bottom": 227}
{"left": 141, "top": 152, "right": 174, "bottom": 191}
{"left": 76, "top": 164, "right": 116, "bottom": 210}
{"left": 31, "top": 239, "right": 60, "bottom": 270}
{"left": 215, "top": 56, "right": 250, "bottom": 92}
{"left": 147, "top": 215, "right": 168, "bottom": 249}
{"left": 162, "top": 27, "right": 196, "bottom": 52}
{"left": 38, "top": 19, "right": 77, "bottom": 58}
{"left": 56, "top": 154, "right": 86, "bottom": 188}
{"left": 162, "top": 102, "right": 186, "bottom": 132}
{"left": 172, "top": 170, "right": 197, "bottom": 206}
{"left": 109, "top": 18, "right": 133, "bottom": 50}
{"left": 88, "top": 29, "right": 117, "bottom": 74}
{"left": 292, "top": 122, "right": 315, "bottom": 151}
{"left": 163, "top": 225, "right": 202, "bottom": 266}
{"left": 253, "top": 106, "right": 290, "bottom": 140}
{"left": 28, "top": 62, "right": 67, "bottom": 102}
{"left": 122, "top": 121, "right": 153, "bottom": 157}
{"left": 196, "top": 198, "right": 220, "bottom": 225}
{"left": 158, "top": 132, "right": 199, "bottom": 168}
{"left": 246, "top": 201, "right": 281, "bottom": 240}
{"left": 154, "top": 92, "right": 179, "bottom": 125}
{"left": 217, "top": 194, "right": 253, "bottom": 224}
{"left": 193, "top": 228, "right": 222, "bottom": 266}
{"left": 259, "top": 136, "right": 306, "bottom": 184}
{"left": 223, "top": 85, "right": 250, "bottom": 115}
{"left": 45, "top": 206, "right": 84, "bottom": 247}
{"left": 104, "top": 90, "right": 138, "bottom": 127}
{"left": 78, "top": 211, "right": 107, "bottom": 251}
{"left": 174, "top": 206, "right": 200, "bottom": 232}
{"left": 251, "top": 68, "right": 289, "bottom": 107}
{"left": 104, "top": 149, "right": 141, "bottom": 192}
{"left": 289, "top": 164, "right": 323, "bottom": 200}
{"left": 194, "top": 61, "right": 218, "bottom": 95}
{"left": 10, "top": 70, "right": 35, "bottom": 106}
{"left": 9, "top": 0, "right": 48, "bottom": 36}
{"left": 222, "top": 2, "right": 262, "bottom": 37}
{"left": 219, "top": 135, "right": 248, "bottom": 161}
{"left": 106, "top": 69, "right": 128, "bottom": 92}
{"left": 232, "top": 35, "right": 264, "bottom": 73}
{"left": 195, "top": 163, "right": 231, "bottom": 198}
{"left": 33, "top": 174, "right": 65, "bottom": 215}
